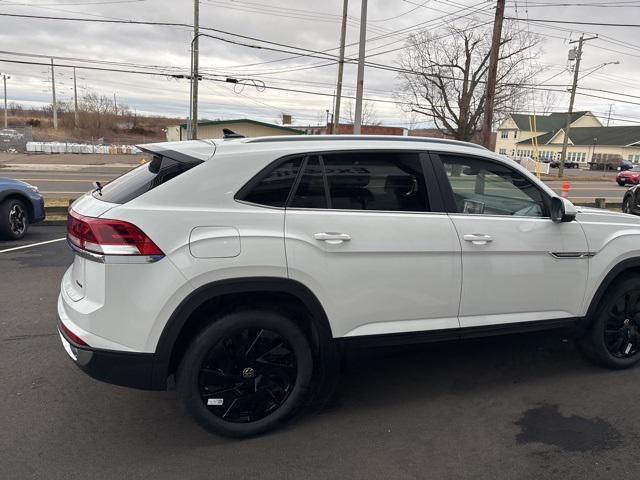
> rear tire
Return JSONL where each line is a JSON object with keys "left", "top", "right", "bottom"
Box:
{"left": 177, "top": 309, "right": 313, "bottom": 437}
{"left": 578, "top": 276, "right": 640, "bottom": 369}
{"left": 623, "top": 196, "right": 633, "bottom": 214}
{"left": 0, "top": 199, "right": 29, "bottom": 240}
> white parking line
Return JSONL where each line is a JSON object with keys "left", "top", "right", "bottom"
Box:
{"left": 0, "top": 237, "right": 66, "bottom": 254}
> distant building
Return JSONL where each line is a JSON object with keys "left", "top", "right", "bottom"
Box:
{"left": 495, "top": 111, "right": 640, "bottom": 165}
{"left": 409, "top": 128, "right": 495, "bottom": 151}
{"left": 295, "top": 123, "right": 407, "bottom": 136}
{"left": 166, "top": 119, "right": 303, "bottom": 141}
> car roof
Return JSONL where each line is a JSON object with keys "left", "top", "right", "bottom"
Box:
{"left": 137, "top": 135, "right": 488, "bottom": 163}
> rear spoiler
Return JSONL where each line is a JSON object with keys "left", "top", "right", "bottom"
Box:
{"left": 136, "top": 140, "right": 217, "bottom": 164}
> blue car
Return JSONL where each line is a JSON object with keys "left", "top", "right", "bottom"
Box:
{"left": 0, "top": 177, "right": 45, "bottom": 239}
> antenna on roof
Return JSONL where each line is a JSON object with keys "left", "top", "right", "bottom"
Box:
{"left": 222, "top": 128, "right": 245, "bottom": 139}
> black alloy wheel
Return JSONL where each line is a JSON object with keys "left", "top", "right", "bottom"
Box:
{"left": 578, "top": 276, "right": 640, "bottom": 369}
{"left": 623, "top": 196, "right": 633, "bottom": 214}
{"left": 0, "top": 199, "right": 29, "bottom": 240}
{"left": 177, "top": 309, "right": 313, "bottom": 437}
{"left": 199, "top": 327, "right": 297, "bottom": 423}
{"left": 604, "top": 293, "right": 640, "bottom": 358}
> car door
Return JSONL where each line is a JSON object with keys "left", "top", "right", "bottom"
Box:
{"left": 284, "top": 150, "right": 462, "bottom": 338}
{"left": 433, "top": 152, "right": 589, "bottom": 328}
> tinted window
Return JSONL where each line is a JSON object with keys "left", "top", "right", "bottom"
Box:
{"left": 441, "top": 155, "right": 547, "bottom": 217}
{"left": 243, "top": 157, "right": 302, "bottom": 207}
{"left": 290, "top": 157, "right": 328, "bottom": 208}
{"left": 323, "top": 152, "right": 428, "bottom": 212}
{"left": 93, "top": 155, "right": 198, "bottom": 204}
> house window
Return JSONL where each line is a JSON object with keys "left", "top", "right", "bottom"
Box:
{"left": 514, "top": 131, "right": 518, "bottom": 139}
{"left": 501, "top": 131, "right": 509, "bottom": 139}
{"left": 499, "top": 148, "right": 507, "bottom": 155}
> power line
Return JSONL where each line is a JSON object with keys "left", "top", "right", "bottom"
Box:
{"left": 505, "top": 17, "right": 640, "bottom": 27}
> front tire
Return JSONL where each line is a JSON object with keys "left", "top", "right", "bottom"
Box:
{"left": 618, "top": 180, "right": 626, "bottom": 186}
{"left": 177, "top": 309, "right": 313, "bottom": 437}
{"left": 578, "top": 276, "right": 640, "bottom": 369}
{"left": 0, "top": 199, "right": 29, "bottom": 240}
{"left": 623, "top": 196, "right": 633, "bottom": 214}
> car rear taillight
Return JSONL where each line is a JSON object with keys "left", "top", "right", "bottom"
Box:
{"left": 67, "top": 209, "right": 164, "bottom": 256}
{"left": 58, "top": 319, "right": 89, "bottom": 347}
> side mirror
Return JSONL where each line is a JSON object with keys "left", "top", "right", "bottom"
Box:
{"left": 550, "top": 196, "right": 577, "bottom": 223}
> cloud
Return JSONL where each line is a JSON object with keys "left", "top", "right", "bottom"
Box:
{"left": 0, "top": 0, "right": 638, "bottom": 127}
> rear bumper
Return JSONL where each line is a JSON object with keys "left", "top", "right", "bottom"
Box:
{"left": 58, "top": 324, "right": 157, "bottom": 390}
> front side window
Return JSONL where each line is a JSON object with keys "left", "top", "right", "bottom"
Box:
{"left": 322, "top": 152, "right": 429, "bottom": 212}
{"left": 440, "top": 154, "right": 547, "bottom": 218}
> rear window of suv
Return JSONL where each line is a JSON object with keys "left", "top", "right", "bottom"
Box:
{"left": 93, "top": 153, "right": 200, "bottom": 204}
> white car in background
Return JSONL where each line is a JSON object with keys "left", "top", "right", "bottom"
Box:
{"left": 58, "top": 134, "right": 640, "bottom": 437}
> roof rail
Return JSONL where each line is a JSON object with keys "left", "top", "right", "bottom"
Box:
{"left": 244, "top": 135, "right": 487, "bottom": 150}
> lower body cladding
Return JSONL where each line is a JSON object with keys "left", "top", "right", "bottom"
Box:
{"left": 58, "top": 324, "right": 155, "bottom": 389}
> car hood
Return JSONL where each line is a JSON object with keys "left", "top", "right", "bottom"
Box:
{"left": 577, "top": 207, "right": 640, "bottom": 224}
{"left": 0, "top": 177, "right": 32, "bottom": 189}
{"left": 576, "top": 206, "right": 640, "bottom": 253}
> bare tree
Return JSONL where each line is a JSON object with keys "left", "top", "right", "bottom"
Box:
{"left": 396, "top": 20, "right": 542, "bottom": 141}
{"left": 537, "top": 89, "right": 559, "bottom": 115}
{"left": 345, "top": 100, "right": 381, "bottom": 126}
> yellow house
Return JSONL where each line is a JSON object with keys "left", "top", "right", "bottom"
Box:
{"left": 166, "top": 119, "right": 304, "bottom": 142}
{"left": 495, "top": 111, "right": 640, "bottom": 166}
{"left": 495, "top": 111, "right": 601, "bottom": 160}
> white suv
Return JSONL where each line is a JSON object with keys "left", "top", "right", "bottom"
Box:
{"left": 58, "top": 135, "right": 640, "bottom": 437}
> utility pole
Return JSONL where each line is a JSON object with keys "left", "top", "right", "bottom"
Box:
{"left": 353, "top": 0, "right": 367, "bottom": 135}
{"left": 606, "top": 104, "right": 613, "bottom": 126}
{"left": 50, "top": 58, "right": 58, "bottom": 129}
{"left": 333, "top": 0, "right": 348, "bottom": 135}
{"left": 559, "top": 34, "right": 598, "bottom": 177}
{"left": 2, "top": 74, "right": 8, "bottom": 129}
{"left": 73, "top": 67, "right": 79, "bottom": 129}
{"left": 113, "top": 92, "right": 118, "bottom": 116}
{"left": 481, "top": 0, "right": 505, "bottom": 149}
{"left": 190, "top": 0, "right": 200, "bottom": 140}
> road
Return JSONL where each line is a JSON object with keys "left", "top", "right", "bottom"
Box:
{"left": 0, "top": 167, "right": 130, "bottom": 198}
{"left": 2, "top": 225, "right": 640, "bottom": 479}
{"left": 0, "top": 167, "right": 630, "bottom": 203}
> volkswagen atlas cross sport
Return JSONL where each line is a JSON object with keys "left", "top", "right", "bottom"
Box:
{"left": 58, "top": 134, "right": 640, "bottom": 437}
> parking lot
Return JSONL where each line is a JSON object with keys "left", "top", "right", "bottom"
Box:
{"left": 1, "top": 225, "right": 639, "bottom": 479}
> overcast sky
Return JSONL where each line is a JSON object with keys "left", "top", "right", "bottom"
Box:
{"left": 0, "top": 0, "right": 639, "bottom": 128}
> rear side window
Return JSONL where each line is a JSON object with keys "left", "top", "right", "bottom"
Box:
{"left": 290, "top": 157, "right": 328, "bottom": 209}
{"left": 93, "top": 154, "right": 198, "bottom": 204}
{"left": 323, "top": 152, "right": 428, "bottom": 212}
{"left": 243, "top": 157, "right": 302, "bottom": 207}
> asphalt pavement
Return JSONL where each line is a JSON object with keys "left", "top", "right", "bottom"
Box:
{"left": 3, "top": 226, "right": 640, "bottom": 479}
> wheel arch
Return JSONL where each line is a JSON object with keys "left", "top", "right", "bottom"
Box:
{"left": 586, "top": 257, "right": 640, "bottom": 322}
{"left": 0, "top": 190, "right": 35, "bottom": 221}
{"left": 150, "top": 277, "right": 334, "bottom": 389}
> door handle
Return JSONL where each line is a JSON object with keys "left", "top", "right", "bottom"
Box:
{"left": 314, "top": 232, "right": 351, "bottom": 244}
{"left": 463, "top": 233, "right": 493, "bottom": 245}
